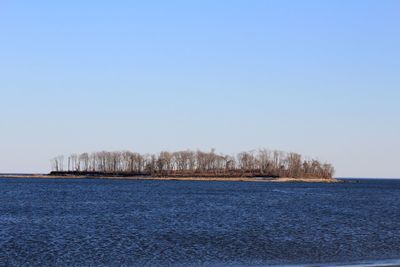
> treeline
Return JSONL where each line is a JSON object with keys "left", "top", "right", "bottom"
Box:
{"left": 50, "top": 149, "right": 335, "bottom": 179}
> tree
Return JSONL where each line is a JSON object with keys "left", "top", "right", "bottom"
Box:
{"left": 52, "top": 148, "right": 335, "bottom": 179}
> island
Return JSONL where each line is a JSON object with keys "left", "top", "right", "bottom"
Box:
{"left": 38, "top": 149, "right": 338, "bottom": 183}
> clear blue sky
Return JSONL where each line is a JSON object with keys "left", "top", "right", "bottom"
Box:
{"left": 1, "top": 1, "right": 399, "bottom": 177}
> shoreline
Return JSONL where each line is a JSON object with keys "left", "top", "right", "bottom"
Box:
{"left": 0, "top": 174, "right": 339, "bottom": 183}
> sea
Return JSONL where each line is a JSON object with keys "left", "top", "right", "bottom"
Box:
{"left": 0, "top": 177, "right": 400, "bottom": 267}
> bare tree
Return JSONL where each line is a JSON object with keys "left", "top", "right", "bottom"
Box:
{"left": 51, "top": 148, "right": 335, "bottom": 179}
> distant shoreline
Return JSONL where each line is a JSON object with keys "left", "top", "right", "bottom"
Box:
{"left": 0, "top": 174, "right": 339, "bottom": 183}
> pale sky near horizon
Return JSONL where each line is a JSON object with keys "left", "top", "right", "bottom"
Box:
{"left": 1, "top": 1, "right": 399, "bottom": 177}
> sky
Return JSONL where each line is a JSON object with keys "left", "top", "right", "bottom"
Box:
{"left": 0, "top": 1, "right": 399, "bottom": 177}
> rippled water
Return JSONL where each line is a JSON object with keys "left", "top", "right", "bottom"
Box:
{"left": 1, "top": 178, "right": 400, "bottom": 266}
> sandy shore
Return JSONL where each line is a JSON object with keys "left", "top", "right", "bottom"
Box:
{"left": 139, "top": 177, "right": 339, "bottom": 183}
{"left": 0, "top": 174, "right": 339, "bottom": 183}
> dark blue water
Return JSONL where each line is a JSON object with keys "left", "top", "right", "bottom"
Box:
{"left": 1, "top": 178, "right": 400, "bottom": 266}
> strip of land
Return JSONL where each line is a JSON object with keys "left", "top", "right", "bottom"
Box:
{"left": 0, "top": 174, "right": 339, "bottom": 183}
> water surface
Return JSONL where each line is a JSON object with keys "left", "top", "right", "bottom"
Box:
{"left": 0, "top": 178, "right": 400, "bottom": 266}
